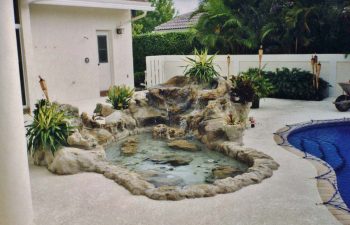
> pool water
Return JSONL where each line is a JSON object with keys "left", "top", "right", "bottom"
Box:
{"left": 106, "top": 133, "right": 248, "bottom": 187}
{"left": 288, "top": 122, "right": 350, "bottom": 208}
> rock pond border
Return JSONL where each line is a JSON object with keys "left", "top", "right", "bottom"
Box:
{"left": 50, "top": 132, "right": 279, "bottom": 201}
{"left": 46, "top": 77, "right": 279, "bottom": 200}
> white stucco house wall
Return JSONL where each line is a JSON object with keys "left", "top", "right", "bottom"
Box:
{"left": 17, "top": 0, "right": 153, "bottom": 111}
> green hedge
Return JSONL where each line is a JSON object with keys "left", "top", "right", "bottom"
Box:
{"left": 264, "top": 68, "right": 330, "bottom": 100}
{"left": 133, "top": 31, "right": 203, "bottom": 86}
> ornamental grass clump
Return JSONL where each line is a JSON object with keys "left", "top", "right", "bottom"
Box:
{"left": 106, "top": 85, "right": 134, "bottom": 110}
{"left": 26, "top": 100, "right": 74, "bottom": 156}
{"left": 184, "top": 48, "right": 220, "bottom": 84}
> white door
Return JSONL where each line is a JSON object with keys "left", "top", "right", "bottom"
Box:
{"left": 97, "top": 31, "right": 113, "bottom": 93}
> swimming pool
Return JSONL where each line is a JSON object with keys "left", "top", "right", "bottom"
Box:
{"left": 286, "top": 120, "right": 350, "bottom": 211}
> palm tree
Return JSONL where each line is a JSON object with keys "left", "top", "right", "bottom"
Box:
{"left": 194, "top": 0, "right": 259, "bottom": 54}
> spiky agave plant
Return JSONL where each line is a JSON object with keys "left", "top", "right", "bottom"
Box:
{"left": 184, "top": 48, "right": 220, "bottom": 84}
{"left": 106, "top": 85, "right": 134, "bottom": 110}
{"left": 26, "top": 100, "right": 74, "bottom": 156}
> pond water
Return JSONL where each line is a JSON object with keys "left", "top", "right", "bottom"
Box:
{"left": 106, "top": 133, "right": 248, "bottom": 187}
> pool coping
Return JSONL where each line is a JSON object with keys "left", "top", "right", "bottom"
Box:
{"left": 274, "top": 118, "right": 350, "bottom": 225}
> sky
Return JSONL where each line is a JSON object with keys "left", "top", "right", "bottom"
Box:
{"left": 173, "top": 0, "right": 200, "bottom": 15}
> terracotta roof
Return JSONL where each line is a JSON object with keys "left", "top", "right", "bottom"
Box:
{"left": 154, "top": 12, "right": 202, "bottom": 31}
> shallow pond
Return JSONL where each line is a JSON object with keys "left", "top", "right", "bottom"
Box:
{"left": 106, "top": 133, "right": 248, "bottom": 187}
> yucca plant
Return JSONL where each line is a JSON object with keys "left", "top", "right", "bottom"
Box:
{"left": 26, "top": 100, "right": 74, "bottom": 156}
{"left": 183, "top": 48, "right": 220, "bottom": 84}
{"left": 106, "top": 85, "right": 134, "bottom": 110}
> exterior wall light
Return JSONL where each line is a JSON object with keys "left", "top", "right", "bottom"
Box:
{"left": 116, "top": 28, "right": 124, "bottom": 34}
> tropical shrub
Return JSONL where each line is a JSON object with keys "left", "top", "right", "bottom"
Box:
{"left": 240, "top": 68, "right": 275, "bottom": 98}
{"left": 230, "top": 75, "right": 255, "bottom": 104}
{"left": 264, "top": 68, "right": 330, "bottom": 100}
{"left": 107, "top": 85, "right": 134, "bottom": 110}
{"left": 183, "top": 49, "right": 220, "bottom": 84}
{"left": 133, "top": 32, "right": 203, "bottom": 76}
{"left": 26, "top": 100, "right": 74, "bottom": 156}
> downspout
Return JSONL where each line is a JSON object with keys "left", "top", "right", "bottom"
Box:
{"left": 131, "top": 10, "right": 148, "bottom": 22}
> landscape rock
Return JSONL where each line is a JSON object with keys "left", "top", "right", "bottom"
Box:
{"left": 105, "top": 111, "right": 137, "bottom": 131}
{"left": 48, "top": 147, "right": 105, "bottom": 175}
{"left": 145, "top": 173, "right": 185, "bottom": 187}
{"left": 147, "top": 85, "right": 197, "bottom": 114}
{"left": 67, "top": 131, "right": 98, "bottom": 150}
{"left": 224, "top": 124, "right": 245, "bottom": 144}
{"left": 32, "top": 149, "right": 54, "bottom": 167}
{"left": 198, "top": 118, "right": 228, "bottom": 145}
{"left": 131, "top": 106, "right": 168, "bottom": 127}
{"left": 152, "top": 124, "right": 185, "bottom": 140}
{"left": 94, "top": 103, "right": 115, "bottom": 117}
{"left": 212, "top": 165, "right": 243, "bottom": 179}
{"left": 56, "top": 102, "right": 79, "bottom": 117}
{"left": 149, "top": 154, "right": 193, "bottom": 166}
{"left": 121, "top": 137, "right": 139, "bottom": 156}
{"left": 82, "top": 128, "right": 113, "bottom": 146}
{"left": 168, "top": 139, "right": 200, "bottom": 152}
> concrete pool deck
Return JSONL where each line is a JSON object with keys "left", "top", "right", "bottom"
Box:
{"left": 30, "top": 98, "right": 348, "bottom": 225}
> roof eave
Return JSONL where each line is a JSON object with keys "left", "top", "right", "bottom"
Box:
{"left": 29, "top": 0, "right": 155, "bottom": 11}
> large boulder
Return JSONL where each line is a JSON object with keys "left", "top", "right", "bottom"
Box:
{"left": 82, "top": 128, "right": 113, "bottom": 146}
{"left": 131, "top": 106, "right": 168, "bottom": 127}
{"left": 163, "top": 76, "right": 191, "bottom": 87}
{"left": 168, "top": 140, "right": 200, "bottom": 152}
{"left": 48, "top": 147, "right": 105, "bottom": 175}
{"left": 32, "top": 149, "right": 54, "bottom": 167}
{"left": 152, "top": 124, "right": 185, "bottom": 140}
{"left": 56, "top": 102, "right": 79, "bottom": 117}
{"left": 147, "top": 85, "right": 198, "bottom": 114}
{"left": 197, "top": 78, "right": 231, "bottom": 106}
{"left": 140, "top": 171, "right": 185, "bottom": 187}
{"left": 198, "top": 118, "right": 228, "bottom": 145}
{"left": 224, "top": 124, "right": 245, "bottom": 145}
{"left": 94, "top": 103, "right": 115, "bottom": 117}
{"left": 148, "top": 154, "right": 193, "bottom": 166}
{"left": 67, "top": 131, "right": 98, "bottom": 150}
{"left": 212, "top": 166, "right": 243, "bottom": 179}
{"left": 105, "top": 111, "right": 137, "bottom": 130}
{"left": 120, "top": 137, "right": 139, "bottom": 156}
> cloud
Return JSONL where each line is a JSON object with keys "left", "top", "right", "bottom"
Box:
{"left": 173, "top": 0, "right": 200, "bottom": 14}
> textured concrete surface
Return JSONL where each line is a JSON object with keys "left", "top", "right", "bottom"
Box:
{"left": 30, "top": 98, "right": 347, "bottom": 225}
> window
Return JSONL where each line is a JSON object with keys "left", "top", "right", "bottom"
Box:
{"left": 97, "top": 35, "right": 108, "bottom": 63}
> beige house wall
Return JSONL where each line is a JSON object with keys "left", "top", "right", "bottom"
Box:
{"left": 21, "top": 3, "right": 135, "bottom": 109}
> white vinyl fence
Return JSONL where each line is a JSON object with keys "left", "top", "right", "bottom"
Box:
{"left": 146, "top": 54, "right": 350, "bottom": 97}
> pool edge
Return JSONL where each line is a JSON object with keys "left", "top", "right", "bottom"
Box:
{"left": 274, "top": 119, "right": 350, "bottom": 225}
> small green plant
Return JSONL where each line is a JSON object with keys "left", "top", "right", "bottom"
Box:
{"left": 183, "top": 48, "right": 220, "bottom": 84}
{"left": 230, "top": 75, "right": 255, "bottom": 104}
{"left": 241, "top": 68, "right": 275, "bottom": 98}
{"left": 26, "top": 100, "right": 74, "bottom": 156}
{"left": 106, "top": 85, "right": 134, "bottom": 110}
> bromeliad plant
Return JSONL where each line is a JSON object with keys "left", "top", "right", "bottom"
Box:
{"left": 26, "top": 100, "right": 74, "bottom": 156}
{"left": 230, "top": 75, "right": 255, "bottom": 104}
{"left": 183, "top": 48, "right": 220, "bottom": 84}
{"left": 241, "top": 68, "right": 275, "bottom": 98}
{"left": 106, "top": 85, "right": 134, "bottom": 110}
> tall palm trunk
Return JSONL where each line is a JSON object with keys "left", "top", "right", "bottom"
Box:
{"left": 295, "top": 37, "right": 298, "bottom": 53}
